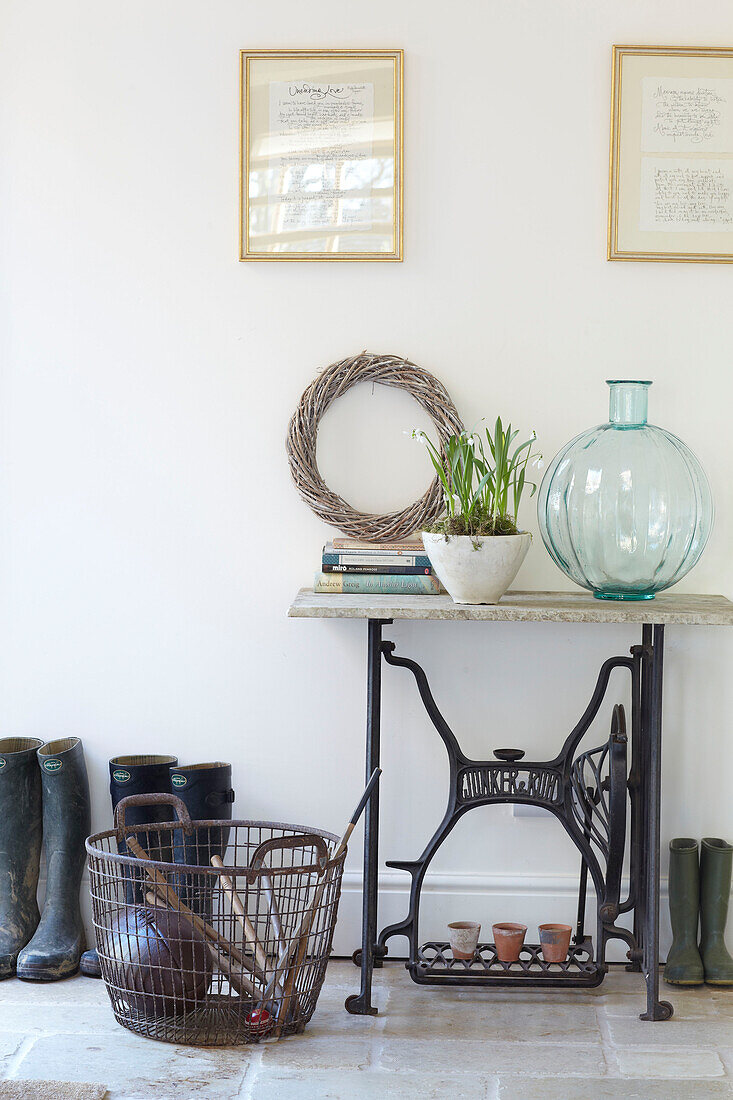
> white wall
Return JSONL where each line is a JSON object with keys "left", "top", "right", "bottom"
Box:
{"left": 2, "top": 0, "right": 732, "bottom": 961}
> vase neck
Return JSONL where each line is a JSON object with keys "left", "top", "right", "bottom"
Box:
{"left": 607, "top": 380, "right": 651, "bottom": 427}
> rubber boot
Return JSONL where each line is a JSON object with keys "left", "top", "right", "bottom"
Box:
{"left": 170, "top": 762, "right": 234, "bottom": 920}
{"left": 664, "top": 837, "right": 704, "bottom": 985}
{"left": 0, "top": 738, "right": 44, "bottom": 978}
{"left": 700, "top": 837, "right": 733, "bottom": 985}
{"left": 80, "top": 753, "right": 177, "bottom": 978}
{"left": 17, "top": 738, "right": 91, "bottom": 981}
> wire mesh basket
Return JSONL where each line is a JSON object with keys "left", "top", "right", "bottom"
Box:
{"left": 86, "top": 794, "right": 345, "bottom": 1045}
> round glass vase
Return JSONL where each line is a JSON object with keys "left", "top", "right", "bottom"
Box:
{"left": 537, "top": 381, "right": 713, "bottom": 600}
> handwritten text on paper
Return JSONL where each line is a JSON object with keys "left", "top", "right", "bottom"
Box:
{"left": 640, "top": 158, "right": 733, "bottom": 231}
{"left": 641, "top": 78, "right": 733, "bottom": 153}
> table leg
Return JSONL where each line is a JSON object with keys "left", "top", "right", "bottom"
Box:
{"left": 345, "top": 618, "right": 385, "bottom": 1016}
{"left": 640, "top": 623, "right": 673, "bottom": 1021}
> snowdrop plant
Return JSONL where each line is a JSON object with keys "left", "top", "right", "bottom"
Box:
{"left": 413, "top": 419, "right": 543, "bottom": 538}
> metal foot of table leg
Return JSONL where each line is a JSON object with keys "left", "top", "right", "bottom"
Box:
{"left": 640, "top": 999, "right": 674, "bottom": 1021}
{"left": 345, "top": 993, "right": 379, "bottom": 1016}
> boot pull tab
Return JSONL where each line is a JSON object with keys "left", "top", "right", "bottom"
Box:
{"left": 205, "top": 788, "right": 235, "bottom": 808}
{"left": 114, "top": 793, "right": 194, "bottom": 841}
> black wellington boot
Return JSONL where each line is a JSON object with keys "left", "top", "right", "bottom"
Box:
{"left": 170, "top": 762, "right": 235, "bottom": 920}
{"left": 80, "top": 753, "right": 178, "bottom": 978}
{"left": 16, "top": 738, "right": 91, "bottom": 981}
{"left": 108, "top": 754, "right": 179, "bottom": 861}
{"left": 0, "top": 738, "right": 44, "bottom": 978}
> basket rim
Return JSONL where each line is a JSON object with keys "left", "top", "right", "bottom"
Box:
{"left": 85, "top": 818, "right": 343, "bottom": 879}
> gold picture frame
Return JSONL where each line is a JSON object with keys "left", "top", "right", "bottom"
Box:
{"left": 609, "top": 45, "right": 733, "bottom": 263}
{"left": 240, "top": 49, "right": 403, "bottom": 261}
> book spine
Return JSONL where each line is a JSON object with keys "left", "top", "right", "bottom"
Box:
{"left": 331, "top": 539, "right": 423, "bottom": 552}
{"left": 322, "top": 553, "right": 432, "bottom": 568}
{"left": 313, "top": 572, "right": 440, "bottom": 595}
{"left": 322, "top": 564, "right": 433, "bottom": 575}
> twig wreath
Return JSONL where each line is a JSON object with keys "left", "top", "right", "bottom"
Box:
{"left": 286, "top": 352, "right": 464, "bottom": 542}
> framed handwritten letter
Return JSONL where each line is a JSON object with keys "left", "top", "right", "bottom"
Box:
{"left": 240, "top": 50, "right": 403, "bottom": 261}
{"left": 609, "top": 45, "right": 733, "bottom": 263}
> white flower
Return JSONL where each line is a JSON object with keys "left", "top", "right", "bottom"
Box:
{"left": 407, "top": 429, "right": 426, "bottom": 442}
{"left": 531, "top": 456, "right": 545, "bottom": 471}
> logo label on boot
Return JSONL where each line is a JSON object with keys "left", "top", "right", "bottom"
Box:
{"left": 43, "top": 758, "right": 62, "bottom": 773}
{"left": 171, "top": 773, "right": 187, "bottom": 789}
{"left": 0, "top": 758, "right": 5, "bottom": 770}
{"left": 112, "top": 768, "right": 131, "bottom": 784}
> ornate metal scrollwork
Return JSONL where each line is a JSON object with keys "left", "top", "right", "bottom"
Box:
{"left": 570, "top": 704, "right": 629, "bottom": 929}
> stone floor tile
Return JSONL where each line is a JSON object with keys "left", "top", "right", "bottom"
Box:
{"left": 0, "top": 1003, "right": 119, "bottom": 1035}
{"left": 585, "top": 968, "right": 647, "bottom": 995}
{"left": 0, "top": 1031, "right": 25, "bottom": 1063}
{"left": 382, "top": 1001, "right": 599, "bottom": 1043}
{"left": 388, "top": 983, "right": 596, "bottom": 1008}
{"left": 498, "top": 1078, "right": 733, "bottom": 1098}
{"left": 715, "top": 1050, "right": 733, "bottom": 1077}
{"left": 259, "top": 1035, "right": 373, "bottom": 1072}
{"left": 250, "top": 1069, "right": 496, "bottom": 1099}
{"left": 11, "top": 1031, "right": 251, "bottom": 1097}
{"left": 615, "top": 1048, "right": 725, "bottom": 1078}
{"left": 600, "top": 988, "right": 718, "bottom": 1018}
{"left": 607, "top": 1015, "right": 733, "bottom": 1047}
{"left": 0, "top": 975, "right": 110, "bottom": 1005}
{"left": 710, "top": 990, "right": 733, "bottom": 1017}
{"left": 379, "top": 1039, "right": 606, "bottom": 1077}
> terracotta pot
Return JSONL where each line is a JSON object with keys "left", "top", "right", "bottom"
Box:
{"left": 539, "top": 923, "right": 573, "bottom": 963}
{"left": 448, "top": 921, "right": 481, "bottom": 960}
{"left": 421, "top": 532, "right": 532, "bottom": 605}
{"left": 492, "top": 922, "right": 527, "bottom": 962}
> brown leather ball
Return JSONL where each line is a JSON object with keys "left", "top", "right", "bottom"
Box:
{"left": 107, "top": 906, "right": 212, "bottom": 1017}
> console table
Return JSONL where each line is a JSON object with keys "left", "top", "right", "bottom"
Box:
{"left": 289, "top": 589, "right": 733, "bottom": 1022}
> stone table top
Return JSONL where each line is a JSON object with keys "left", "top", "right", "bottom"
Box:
{"left": 288, "top": 589, "right": 733, "bottom": 626}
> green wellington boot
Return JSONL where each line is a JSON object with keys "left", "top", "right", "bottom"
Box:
{"left": 664, "top": 837, "right": 704, "bottom": 986}
{"left": 16, "top": 738, "right": 91, "bottom": 981}
{"left": 0, "top": 738, "right": 44, "bottom": 978}
{"left": 700, "top": 837, "right": 733, "bottom": 985}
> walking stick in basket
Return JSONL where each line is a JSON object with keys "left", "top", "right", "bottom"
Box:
{"left": 270, "top": 768, "right": 382, "bottom": 1035}
{"left": 211, "top": 855, "right": 271, "bottom": 986}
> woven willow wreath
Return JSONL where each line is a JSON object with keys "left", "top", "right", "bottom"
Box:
{"left": 286, "top": 352, "right": 464, "bottom": 542}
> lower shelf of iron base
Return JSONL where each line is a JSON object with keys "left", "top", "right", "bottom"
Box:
{"left": 409, "top": 938, "right": 605, "bottom": 988}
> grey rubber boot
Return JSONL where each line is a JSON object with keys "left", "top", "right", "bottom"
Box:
{"left": 700, "top": 837, "right": 733, "bottom": 985}
{"left": 80, "top": 753, "right": 178, "bottom": 978}
{"left": 664, "top": 837, "right": 704, "bottom": 985}
{"left": 0, "top": 738, "right": 44, "bottom": 978}
{"left": 16, "top": 738, "right": 91, "bottom": 981}
{"left": 170, "top": 762, "right": 234, "bottom": 920}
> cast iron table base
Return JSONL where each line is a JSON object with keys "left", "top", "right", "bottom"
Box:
{"left": 345, "top": 619, "right": 672, "bottom": 1022}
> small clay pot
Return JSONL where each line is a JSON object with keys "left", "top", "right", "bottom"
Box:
{"left": 492, "top": 922, "right": 527, "bottom": 962}
{"left": 539, "top": 923, "right": 573, "bottom": 963}
{"left": 448, "top": 921, "right": 481, "bottom": 960}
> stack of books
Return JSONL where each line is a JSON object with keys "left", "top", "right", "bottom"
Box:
{"left": 314, "top": 538, "right": 440, "bottom": 595}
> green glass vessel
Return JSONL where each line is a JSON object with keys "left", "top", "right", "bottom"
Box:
{"left": 537, "top": 381, "right": 713, "bottom": 600}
